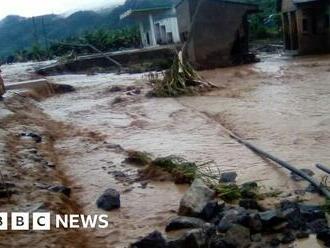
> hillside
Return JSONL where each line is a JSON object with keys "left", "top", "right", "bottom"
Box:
{"left": 0, "top": 0, "right": 176, "bottom": 58}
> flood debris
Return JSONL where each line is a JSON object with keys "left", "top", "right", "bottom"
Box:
{"left": 125, "top": 150, "right": 152, "bottom": 166}
{"left": 21, "top": 82, "right": 75, "bottom": 100}
{"left": 148, "top": 55, "right": 216, "bottom": 97}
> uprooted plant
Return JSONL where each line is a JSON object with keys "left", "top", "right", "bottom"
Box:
{"left": 148, "top": 53, "right": 217, "bottom": 97}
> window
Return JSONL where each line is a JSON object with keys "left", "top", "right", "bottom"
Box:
{"left": 302, "top": 19, "right": 309, "bottom": 32}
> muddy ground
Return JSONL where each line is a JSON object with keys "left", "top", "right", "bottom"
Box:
{"left": 0, "top": 54, "right": 329, "bottom": 247}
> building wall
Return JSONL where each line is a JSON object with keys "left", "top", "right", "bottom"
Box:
{"left": 281, "top": 0, "right": 297, "bottom": 12}
{"left": 138, "top": 8, "right": 181, "bottom": 47}
{"left": 280, "top": 0, "right": 330, "bottom": 54}
{"left": 177, "top": 0, "right": 257, "bottom": 68}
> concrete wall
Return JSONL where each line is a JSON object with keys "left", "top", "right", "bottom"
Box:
{"left": 138, "top": 8, "right": 181, "bottom": 47}
{"left": 177, "top": 0, "right": 257, "bottom": 69}
{"left": 280, "top": 0, "right": 330, "bottom": 54}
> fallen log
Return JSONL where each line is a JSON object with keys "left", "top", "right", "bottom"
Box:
{"left": 225, "top": 131, "right": 330, "bottom": 198}
{"left": 316, "top": 163, "right": 330, "bottom": 175}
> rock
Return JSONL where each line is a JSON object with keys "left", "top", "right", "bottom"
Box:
{"left": 165, "top": 216, "right": 205, "bottom": 232}
{"left": 168, "top": 224, "right": 216, "bottom": 248}
{"left": 224, "top": 224, "right": 251, "bottom": 248}
{"left": 291, "top": 169, "right": 314, "bottom": 181}
{"left": 247, "top": 213, "right": 263, "bottom": 233}
{"left": 281, "top": 207, "right": 304, "bottom": 230}
{"left": 280, "top": 230, "right": 295, "bottom": 244}
{"left": 217, "top": 208, "right": 247, "bottom": 232}
{"left": 305, "top": 184, "right": 318, "bottom": 193}
{"left": 269, "top": 238, "right": 281, "bottom": 247}
{"left": 316, "top": 229, "right": 330, "bottom": 246}
{"left": 21, "top": 132, "right": 42, "bottom": 143}
{"left": 167, "top": 229, "right": 204, "bottom": 248}
{"left": 178, "top": 179, "right": 215, "bottom": 218}
{"left": 108, "top": 86, "right": 123, "bottom": 92}
{"left": 298, "top": 204, "right": 325, "bottom": 222}
{"left": 200, "top": 200, "right": 224, "bottom": 221}
{"left": 208, "top": 235, "right": 228, "bottom": 248}
{"left": 239, "top": 199, "right": 262, "bottom": 210}
{"left": 53, "top": 84, "right": 75, "bottom": 94}
{"left": 219, "top": 172, "right": 237, "bottom": 183}
{"left": 48, "top": 185, "right": 71, "bottom": 197}
{"left": 130, "top": 231, "right": 167, "bottom": 248}
{"left": 307, "top": 219, "right": 328, "bottom": 233}
{"left": 251, "top": 233, "right": 262, "bottom": 242}
{"left": 259, "top": 209, "right": 285, "bottom": 227}
{"left": 96, "top": 188, "right": 120, "bottom": 211}
{"left": 112, "top": 171, "right": 127, "bottom": 179}
{"left": 296, "top": 231, "right": 309, "bottom": 239}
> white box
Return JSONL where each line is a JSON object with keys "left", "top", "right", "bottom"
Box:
{"left": 33, "top": 213, "right": 50, "bottom": 230}
{"left": 11, "top": 213, "right": 29, "bottom": 230}
{"left": 0, "top": 213, "right": 8, "bottom": 230}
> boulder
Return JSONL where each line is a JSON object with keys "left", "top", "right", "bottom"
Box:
{"left": 130, "top": 231, "right": 167, "bottom": 248}
{"left": 217, "top": 208, "right": 247, "bottom": 232}
{"left": 178, "top": 179, "right": 215, "bottom": 218}
{"left": 200, "top": 200, "right": 224, "bottom": 221}
{"left": 224, "top": 224, "right": 251, "bottom": 248}
{"left": 298, "top": 204, "right": 325, "bottom": 222}
{"left": 239, "top": 199, "right": 262, "bottom": 210}
{"left": 316, "top": 229, "right": 330, "bottom": 246}
{"left": 168, "top": 224, "right": 215, "bottom": 248}
{"left": 259, "top": 209, "right": 285, "bottom": 227}
{"left": 219, "top": 172, "right": 237, "bottom": 183}
{"left": 165, "top": 216, "right": 205, "bottom": 232}
{"left": 280, "top": 230, "right": 295, "bottom": 244}
{"left": 96, "top": 188, "right": 120, "bottom": 211}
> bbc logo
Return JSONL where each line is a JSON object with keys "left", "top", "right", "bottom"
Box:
{"left": 0, "top": 213, "right": 50, "bottom": 230}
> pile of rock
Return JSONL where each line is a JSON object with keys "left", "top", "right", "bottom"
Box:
{"left": 131, "top": 179, "right": 330, "bottom": 248}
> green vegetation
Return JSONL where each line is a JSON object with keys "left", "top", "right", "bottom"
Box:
{"left": 6, "top": 27, "right": 140, "bottom": 63}
{"left": 243, "top": 0, "right": 281, "bottom": 39}
{"left": 152, "top": 156, "right": 198, "bottom": 184}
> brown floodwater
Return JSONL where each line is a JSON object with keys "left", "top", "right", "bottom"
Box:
{"left": 2, "top": 54, "right": 330, "bottom": 247}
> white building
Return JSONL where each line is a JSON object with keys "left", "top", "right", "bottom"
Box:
{"left": 120, "top": 6, "right": 181, "bottom": 48}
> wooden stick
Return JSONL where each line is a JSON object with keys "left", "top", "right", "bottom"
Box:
{"left": 225, "top": 131, "right": 330, "bottom": 198}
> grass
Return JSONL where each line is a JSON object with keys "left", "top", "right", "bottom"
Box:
{"left": 152, "top": 156, "right": 198, "bottom": 184}
{"left": 212, "top": 183, "right": 242, "bottom": 202}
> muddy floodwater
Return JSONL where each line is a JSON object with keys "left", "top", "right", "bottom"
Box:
{"left": 1, "top": 54, "right": 329, "bottom": 247}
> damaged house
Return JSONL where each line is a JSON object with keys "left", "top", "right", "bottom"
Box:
{"left": 176, "top": 0, "right": 259, "bottom": 69}
{"left": 121, "top": 0, "right": 258, "bottom": 69}
{"left": 120, "top": 6, "right": 181, "bottom": 47}
{"left": 278, "top": 0, "right": 330, "bottom": 54}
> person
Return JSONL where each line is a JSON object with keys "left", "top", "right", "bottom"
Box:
{"left": 0, "top": 68, "right": 5, "bottom": 97}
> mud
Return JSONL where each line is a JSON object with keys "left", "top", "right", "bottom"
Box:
{"left": 1, "top": 54, "right": 330, "bottom": 247}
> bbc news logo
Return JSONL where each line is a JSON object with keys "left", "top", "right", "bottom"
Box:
{"left": 0, "top": 213, "right": 109, "bottom": 230}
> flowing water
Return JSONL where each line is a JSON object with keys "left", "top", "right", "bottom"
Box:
{"left": 1, "top": 54, "right": 330, "bottom": 247}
